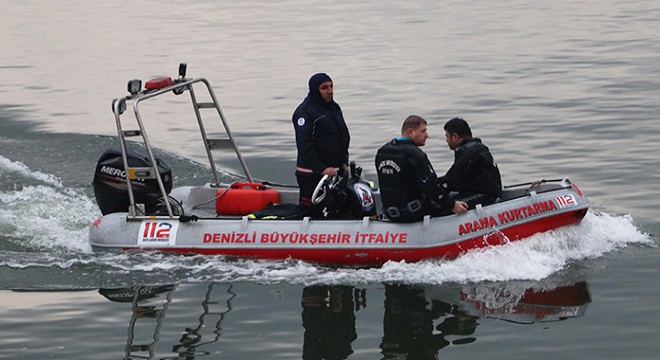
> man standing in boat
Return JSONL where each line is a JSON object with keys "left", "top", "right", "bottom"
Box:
{"left": 439, "top": 117, "right": 502, "bottom": 208}
{"left": 375, "top": 115, "right": 467, "bottom": 222}
{"left": 292, "top": 73, "right": 350, "bottom": 218}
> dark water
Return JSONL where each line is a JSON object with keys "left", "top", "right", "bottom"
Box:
{"left": 1, "top": 1, "right": 659, "bottom": 359}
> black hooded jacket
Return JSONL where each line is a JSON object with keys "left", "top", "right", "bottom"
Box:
{"left": 438, "top": 138, "right": 501, "bottom": 197}
{"left": 292, "top": 74, "right": 350, "bottom": 175}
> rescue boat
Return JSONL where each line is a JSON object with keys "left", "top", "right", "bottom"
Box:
{"left": 88, "top": 64, "right": 589, "bottom": 265}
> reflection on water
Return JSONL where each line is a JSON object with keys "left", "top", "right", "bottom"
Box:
{"left": 381, "top": 281, "right": 591, "bottom": 359}
{"left": 100, "top": 284, "right": 236, "bottom": 360}
{"left": 301, "top": 286, "right": 363, "bottom": 359}
{"left": 170, "top": 284, "right": 236, "bottom": 360}
{"left": 97, "top": 281, "right": 590, "bottom": 359}
{"left": 460, "top": 281, "right": 592, "bottom": 324}
{"left": 381, "top": 284, "right": 478, "bottom": 359}
{"left": 101, "top": 285, "right": 176, "bottom": 359}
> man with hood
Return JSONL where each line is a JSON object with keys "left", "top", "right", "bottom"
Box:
{"left": 439, "top": 117, "right": 502, "bottom": 208}
{"left": 292, "top": 73, "right": 350, "bottom": 218}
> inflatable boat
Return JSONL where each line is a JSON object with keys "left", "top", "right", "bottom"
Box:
{"left": 88, "top": 64, "right": 589, "bottom": 265}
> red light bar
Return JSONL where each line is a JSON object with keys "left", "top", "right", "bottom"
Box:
{"left": 145, "top": 77, "right": 173, "bottom": 91}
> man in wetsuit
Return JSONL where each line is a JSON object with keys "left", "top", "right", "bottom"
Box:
{"left": 375, "top": 115, "right": 467, "bottom": 222}
{"left": 292, "top": 73, "right": 350, "bottom": 218}
{"left": 439, "top": 117, "right": 502, "bottom": 208}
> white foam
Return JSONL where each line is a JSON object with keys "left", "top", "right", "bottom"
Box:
{"left": 0, "top": 155, "right": 63, "bottom": 188}
{"left": 0, "top": 252, "right": 98, "bottom": 269}
{"left": 1, "top": 169, "right": 651, "bottom": 286}
{"left": 0, "top": 184, "right": 98, "bottom": 253}
{"left": 164, "top": 210, "right": 651, "bottom": 286}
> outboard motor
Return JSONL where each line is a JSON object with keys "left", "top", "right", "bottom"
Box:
{"left": 92, "top": 147, "right": 172, "bottom": 215}
{"left": 323, "top": 162, "right": 376, "bottom": 219}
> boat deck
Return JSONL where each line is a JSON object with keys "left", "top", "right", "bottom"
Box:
{"left": 169, "top": 179, "right": 574, "bottom": 220}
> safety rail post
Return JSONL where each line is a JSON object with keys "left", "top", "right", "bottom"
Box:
{"left": 188, "top": 79, "right": 254, "bottom": 184}
{"left": 131, "top": 97, "right": 175, "bottom": 217}
{"left": 187, "top": 83, "right": 222, "bottom": 187}
{"left": 112, "top": 98, "right": 141, "bottom": 216}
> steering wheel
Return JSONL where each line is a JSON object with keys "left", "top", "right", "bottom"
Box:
{"left": 311, "top": 174, "right": 338, "bottom": 205}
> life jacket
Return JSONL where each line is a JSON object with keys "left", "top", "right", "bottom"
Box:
{"left": 375, "top": 139, "right": 453, "bottom": 221}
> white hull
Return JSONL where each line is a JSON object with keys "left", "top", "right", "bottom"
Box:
{"left": 90, "top": 179, "right": 589, "bottom": 265}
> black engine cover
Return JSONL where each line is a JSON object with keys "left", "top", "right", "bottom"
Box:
{"left": 92, "top": 147, "right": 172, "bottom": 215}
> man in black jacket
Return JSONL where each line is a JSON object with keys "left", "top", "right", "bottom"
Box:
{"left": 292, "top": 73, "right": 350, "bottom": 218}
{"left": 375, "top": 115, "right": 467, "bottom": 222}
{"left": 439, "top": 117, "right": 502, "bottom": 208}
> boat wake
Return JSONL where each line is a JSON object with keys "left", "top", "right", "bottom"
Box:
{"left": 0, "top": 155, "right": 98, "bottom": 254}
{"left": 0, "top": 155, "right": 653, "bottom": 289}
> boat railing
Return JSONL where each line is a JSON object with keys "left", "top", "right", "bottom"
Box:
{"left": 500, "top": 178, "right": 573, "bottom": 201}
{"left": 111, "top": 63, "right": 253, "bottom": 218}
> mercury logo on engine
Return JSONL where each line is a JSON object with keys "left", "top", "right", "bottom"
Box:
{"left": 100, "top": 165, "right": 126, "bottom": 178}
{"left": 100, "top": 165, "right": 147, "bottom": 184}
{"left": 138, "top": 221, "right": 179, "bottom": 246}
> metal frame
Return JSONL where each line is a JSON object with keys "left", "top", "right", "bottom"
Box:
{"left": 111, "top": 75, "right": 253, "bottom": 219}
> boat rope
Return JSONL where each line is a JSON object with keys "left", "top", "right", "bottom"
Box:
{"left": 222, "top": 169, "right": 298, "bottom": 188}
{"left": 260, "top": 181, "right": 298, "bottom": 188}
{"left": 503, "top": 178, "right": 563, "bottom": 189}
{"left": 191, "top": 178, "right": 297, "bottom": 210}
{"left": 191, "top": 181, "right": 237, "bottom": 209}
